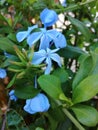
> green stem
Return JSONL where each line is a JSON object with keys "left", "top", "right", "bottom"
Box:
{"left": 62, "top": 108, "right": 85, "bottom": 130}
{"left": 55, "top": 0, "right": 96, "bottom": 12}
{"left": 56, "top": 100, "right": 85, "bottom": 130}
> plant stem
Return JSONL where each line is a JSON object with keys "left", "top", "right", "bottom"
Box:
{"left": 1, "top": 99, "right": 11, "bottom": 130}
{"left": 62, "top": 108, "right": 85, "bottom": 130}
{"left": 56, "top": 100, "right": 85, "bottom": 130}
{"left": 55, "top": 0, "right": 96, "bottom": 12}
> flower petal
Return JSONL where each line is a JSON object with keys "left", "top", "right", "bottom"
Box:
{"left": 16, "top": 31, "right": 29, "bottom": 42}
{"left": 27, "top": 32, "right": 42, "bottom": 47}
{"left": 28, "top": 24, "right": 38, "bottom": 32}
{"left": 47, "top": 30, "right": 67, "bottom": 48}
{"left": 32, "top": 50, "right": 46, "bottom": 64}
{"left": 54, "top": 33, "right": 67, "bottom": 48}
{"left": 39, "top": 34, "right": 51, "bottom": 50}
{"left": 9, "top": 90, "right": 18, "bottom": 101}
{"left": 45, "top": 57, "right": 52, "bottom": 74}
{"left": 0, "top": 69, "right": 7, "bottom": 78}
{"left": 51, "top": 53, "right": 61, "bottom": 67}
{"left": 24, "top": 99, "right": 34, "bottom": 114}
{"left": 40, "top": 8, "right": 58, "bottom": 27}
{"left": 24, "top": 93, "right": 50, "bottom": 114}
{"left": 16, "top": 25, "right": 38, "bottom": 42}
{"left": 47, "top": 29, "right": 59, "bottom": 39}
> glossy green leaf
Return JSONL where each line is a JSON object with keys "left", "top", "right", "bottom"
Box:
{"left": 38, "top": 75, "right": 63, "bottom": 99}
{"left": 72, "top": 54, "right": 93, "bottom": 89}
{"left": 52, "top": 68, "right": 69, "bottom": 83}
{"left": 72, "top": 74, "right": 98, "bottom": 104}
{"left": 15, "top": 85, "right": 40, "bottom": 99}
{"left": 71, "top": 105, "right": 98, "bottom": 126}
{"left": 59, "top": 45, "right": 84, "bottom": 58}
{"left": 68, "top": 16, "right": 91, "bottom": 41}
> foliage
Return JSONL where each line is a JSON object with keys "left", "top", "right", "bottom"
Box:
{"left": 0, "top": 0, "right": 98, "bottom": 130}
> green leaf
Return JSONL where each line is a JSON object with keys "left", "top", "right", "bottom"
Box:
{"left": 71, "top": 105, "right": 98, "bottom": 127}
{"left": 0, "top": 37, "right": 15, "bottom": 54}
{"left": 90, "top": 49, "right": 98, "bottom": 74}
{"left": 96, "top": 0, "right": 98, "bottom": 11}
{"left": 72, "top": 74, "right": 98, "bottom": 104}
{"left": 72, "top": 54, "right": 93, "bottom": 89}
{"left": 59, "top": 45, "right": 84, "bottom": 58}
{"left": 7, "top": 74, "right": 17, "bottom": 88}
{"left": 52, "top": 68, "right": 69, "bottom": 83}
{"left": 38, "top": 75, "right": 63, "bottom": 99}
{"left": 7, "top": 33, "right": 17, "bottom": 42}
{"left": 15, "top": 85, "right": 40, "bottom": 99}
{"left": 0, "top": 13, "right": 9, "bottom": 25}
{"left": 68, "top": 16, "right": 91, "bottom": 41}
{"left": 7, "top": 109, "right": 29, "bottom": 130}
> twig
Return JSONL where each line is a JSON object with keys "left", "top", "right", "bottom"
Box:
{"left": 1, "top": 99, "right": 11, "bottom": 130}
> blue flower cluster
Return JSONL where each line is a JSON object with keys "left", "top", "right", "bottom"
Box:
{"left": 15, "top": 8, "right": 67, "bottom": 114}
{"left": 9, "top": 90, "right": 18, "bottom": 101}
{"left": 16, "top": 8, "right": 67, "bottom": 75}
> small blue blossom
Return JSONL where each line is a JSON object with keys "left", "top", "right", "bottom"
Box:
{"left": 9, "top": 90, "right": 18, "bottom": 101}
{"left": 60, "top": 0, "right": 67, "bottom": 7}
{"left": 4, "top": 51, "right": 12, "bottom": 58}
{"left": 32, "top": 48, "right": 61, "bottom": 74}
{"left": 16, "top": 25, "right": 38, "bottom": 42}
{"left": 40, "top": 8, "right": 58, "bottom": 27}
{"left": 27, "top": 28, "right": 67, "bottom": 50}
{"left": 24, "top": 93, "right": 50, "bottom": 114}
{"left": 0, "top": 69, "right": 7, "bottom": 78}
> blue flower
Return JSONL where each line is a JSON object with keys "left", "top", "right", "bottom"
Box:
{"left": 16, "top": 25, "right": 38, "bottom": 42}
{"left": 40, "top": 8, "right": 58, "bottom": 27}
{"left": 9, "top": 90, "right": 18, "bottom": 101}
{"left": 24, "top": 93, "right": 50, "bottom": 114}
{"left": 32, "top": 48, "right": 61, "bottom": 74}
{"left": 0, "top": 69, "right": 7, "bottom": 78}
{"left": 27, "top": 28, "right": 67, "bottom": 50}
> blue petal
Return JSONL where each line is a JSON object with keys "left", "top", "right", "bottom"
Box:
{"left": 27, "top": 32, "right": 42, "bottom": 47}
{"left": 16, "top": 25, "right": 38, "bottom": 42}
{"left": 24, "top": 93, "right": 50, "bottom": 114}
{"left": 51, "top": 53, "right": 61, "bottom": 67}
{"left": 39, "top": 34, "right": 51, "bottom": 50}
{"left": 32, "top": 50, "right": 46, "bottom": 64}
{"left": 45, "top": 57, "right": 52, "bottom": 74}
{"left": 47, "top": 29, "right": 59, "bottom": 39}
{"left": 16, "top": 31, "right": 29, "bottom": 42}
{"left": 9, "top": 90, "right": 15, "bottom": 96}
{"left": 30, "top": 93, "right": 50, "bottom": 112}
{"left": 9, "top": 90, "right": 18, "bottom": 101}
{"left": 47, "top": 30, "right": 67, "bottom": 48}
{"left": 47, "top": 48, "right": 59, "bottom": 54}
{"left": 0, "top": 69, "right": 7, "bottom": 78}
{"left": 40, "top": 8, "right": 58, "bottom": 27}
{"left": 28, "top": 24, "right": 38, "bottom": 32}
{"left": 55, "top": 33, "right": 67, "bottom": 48}
{"left": 24, "top": 99, "right": 34, "bottom": 114}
